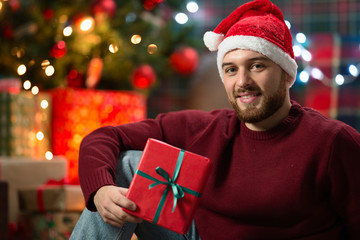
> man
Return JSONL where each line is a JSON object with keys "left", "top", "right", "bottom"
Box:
{"left": 71, "top": 0, "right": 360, "bottom": 239}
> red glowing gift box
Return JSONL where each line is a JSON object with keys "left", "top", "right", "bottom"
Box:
{"left": 124, "top": 138, "right": 212, "bottom": 234}
{"left": 50, "top": 88, "right": 146, "bottom": 183}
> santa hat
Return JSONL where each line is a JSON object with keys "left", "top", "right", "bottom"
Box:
{"left": 203, "top": 0, "right": 297, "bottom": 85}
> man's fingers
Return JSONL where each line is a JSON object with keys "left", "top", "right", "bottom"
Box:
{"left": 111, "top": 188, "right": 137, "bottom": 211}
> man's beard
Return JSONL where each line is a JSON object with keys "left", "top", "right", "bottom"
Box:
{"left": 229, "top": 76, "right": 287, "bottom": 123}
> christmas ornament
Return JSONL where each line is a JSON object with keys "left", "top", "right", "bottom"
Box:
{"left": 170, "top": 47, "right": 199, "bottom": 75}
{"left": 143, "top": 0, "right": 164, "bottom": 10}
{"left": 43, "top": 9, "right": 54, "bottom": 21}
{"left": 66, "top": 70, "right": 84, "bottom": 88}
{"left": 50, "top": 41, "right": 67, "bottom": 59}
{"left": 90, "top": 0, "right": 117, "bottom": 18}
{"left": 132, "top": 64, "right": 156, "bottom": 89}
{"left": 86, "top": 58, "right": 103, "bottom": 89}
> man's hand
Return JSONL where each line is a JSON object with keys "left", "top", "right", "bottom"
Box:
{"left": 94, "top": 185, "right": 143, "bottom": 228}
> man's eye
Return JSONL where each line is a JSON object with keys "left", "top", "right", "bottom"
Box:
{"left": 251, "top": 64, "right": 264, "bottom": 71}
{"left": 225, "top": 67, "right": 236, "bottom": 74}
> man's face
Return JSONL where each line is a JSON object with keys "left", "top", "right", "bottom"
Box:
{"left": 222, "top": 49, "right": 289, "bottom": 123}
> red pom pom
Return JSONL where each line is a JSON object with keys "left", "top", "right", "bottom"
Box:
{"left": 90, "top": 0, "right": 117, "bottom": 18}
{"left": 50, "top": 41, "right": 67, "bottom": 59}
{"left": 132, "top": 64, "right": 156, "bottom": 89}
{"left": 170, "top": 47, "right": 199, "bottom": 75}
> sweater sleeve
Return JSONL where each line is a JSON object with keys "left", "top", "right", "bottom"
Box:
{"left": 328, "top": 125, "right": 360, "bottom": 239}
{"left": 78, "top": 109, "right": 221, "bottom": 211}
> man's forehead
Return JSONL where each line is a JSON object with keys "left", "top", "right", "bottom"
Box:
{"left": 223, "top": 49, "right": 271, "bottom": 61}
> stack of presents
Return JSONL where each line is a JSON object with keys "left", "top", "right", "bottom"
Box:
{"left": 0, "top": 77, "right": 147, "bottom": 239}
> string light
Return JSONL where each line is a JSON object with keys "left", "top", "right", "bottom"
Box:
{"left": 45, "top": 151, "right": 53, "bottom": 160}
{"left": 296, "top": 32, "right": 307, "bottom": 44}
{"left": 109, "top": 44, "right": 119, "bottom": 53}
{"left": 186, "top": 2, "right": 199, "bottom": 13}
{"left": 45, "top": 65, "right": 55, "bottom": 76}
{"left": 63, "top": 26, "right": 73, "bottom": 37}
{"left": 80, "top": 17, "right": 94, "bottom": 32}
{"left": 17, "top": 64, "right": 27, "bottom": 75}
{"left": 311, "top": 68, "right": 324, "bottom": 80}
{"left": 335, "top": 74, "right": 345, "bottom": 85}
{"left": 40, "top": 100, "right": 49, "bottom": 109}
{"left": 131, "top": 34, "right": 142, "bottom": 44}
{"left": 175, "top": 13, "right": 188, "bottom": 24}
{"left": 36, "top": 131, "right": 44, "bottom": 141}
{"left": 348, "top": 64, "right": 359, "bottom": 77}
{"left": 147, "top": 44, "right": 158, "bottom": 54}
{"left": 23, "top": 80, "right": 31, "bottom": 90}
{"left": 299, "top": 70, "right": 310, "bottom": 83}
{"left": 31, "top": 86, "right": 39, "bottom": 95}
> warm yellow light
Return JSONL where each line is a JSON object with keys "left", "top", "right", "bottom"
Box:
{"left": 147, "top": 44, "right": 158, "bottom": 54}
{"left": 45, "top": 151, "right": 53, "bottom": 160}
{"left": 31, "top": 86, "right": 39, "bottom": 95}
{"left": 131, "top": 34, "right": 142, "bottom": 44}
{"left": 36, "top": 131, "right": 44, "bottom": 141}
{"left": 17, "top": 64, "right": 27, "bottom": 75}
{"left": 80, "top": 17, "right": 94, "bottom": 32}
{"left": 40, "top": 100, "right": 49, "bottom": 109}
{"left": 0, "top": 2, "right": 3, "bottom": 11}
{"left": 109, "top": 44, "right": 118, "bottom": 53}
{"left": 41, "top": 59, "right": 50, "bottom": 69}
{"left": 23, "top": 80, "right": 31, "bottom": 90}
{"left": 45, "top": 65, "right": 55, "bottom": 76}
{"left": 63, "top": 26, "right": 73, "bottom": 37}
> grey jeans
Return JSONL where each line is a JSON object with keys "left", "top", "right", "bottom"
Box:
{"left": 70, "top": 151, "right": 201, "bottom": 240}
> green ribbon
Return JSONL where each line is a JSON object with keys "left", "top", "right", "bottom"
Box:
{"left": 135, "top": 149, "right": 202, "bottom": 223}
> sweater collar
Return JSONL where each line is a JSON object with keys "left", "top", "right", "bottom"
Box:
{"left": 240, "top": 100, "right": 302, "bottom": 140}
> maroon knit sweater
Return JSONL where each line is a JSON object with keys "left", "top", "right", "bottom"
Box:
{"left": 79, "top": 101, "right": 360, "bottom": 239}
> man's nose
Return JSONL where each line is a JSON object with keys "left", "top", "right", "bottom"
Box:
{"left": 235, "top": 68, "right": 252, "bottom": 88}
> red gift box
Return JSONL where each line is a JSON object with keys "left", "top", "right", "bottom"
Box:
{"left": 124, "top": 138, "right": 212, "bottom": 234}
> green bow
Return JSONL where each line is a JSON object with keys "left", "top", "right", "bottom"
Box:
{"left": 135, "top": 149, "right": 201, "bottom": 223}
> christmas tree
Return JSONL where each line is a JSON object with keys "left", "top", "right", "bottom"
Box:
{"left": 0, "top": 0, "right": 202, "bottom": 92}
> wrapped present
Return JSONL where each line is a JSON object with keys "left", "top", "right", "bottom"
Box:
{"left": 0, "top": 157, "right": 67, "bottom": 223}
{"left": 0, "top": 91, "right": 51, "bottom": 158}
{"left": 18, "top": 184, "right": 85, "bottom": 212}
{"left": 124, "top": 138, "right": 212, "bottom": 234}
{"left": 16, "top": 211, "right": 81, "bottom": 240}
{"left": 0, "top": 77, "right": 21, "bottom": 93}
{"left": 50, "top": 87, "right": 146, "bottom": 183}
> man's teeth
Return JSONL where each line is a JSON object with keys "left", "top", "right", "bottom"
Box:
{"left": 241, "top": 94, "right": 257, "bottom": 99}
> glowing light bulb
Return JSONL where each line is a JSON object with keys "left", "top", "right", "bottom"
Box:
{"left": 175, "top": 13, "right": 188, "bottom": 24}
{"left": 311, "top": 68, "right": 324, "bottom": 80}
{"left": 187, "top": 2, "right": 199, "bottom": 13}
{"left": 296, "top": 32, "right": 307, "bottom": 44}
{"left": 299, "top": 70, "right": 310, "bottom": 83}
{"left": 131, "top": 34, "right": 142, "bottom": 44}
{"left": 45, "top": 65, "right": 55, "bottom": 76}
{"left": 41, "top": 100, "right": 49, "bottom": 109}
{"left": 285, "top": 20, "right": 291, "bottom": 29}
{"left": 109, "top": 44, "right": 118, "bottom": 53}
{"left": 293, "top": 45, "right": 302, "bottom": 57}
{"left": 80, "top": 17, "right": 94, "bottom": 32}
{"left": 301, "top": 49, "right": 312, "bottom": 62}
{"left": 23, "top": 80, "right": 31, "bottom": 90}
{"left": 335, "top": 74, "right": 344, "bottom": 85}
{"left": 31, "top": 86, "right": 39, "bottom": 95}
{"left": 147, "top": 44, "right": 158, "bottom": 54}
{"left": 349, "top": 64, "right": 359, "bottom": 77}
{"left": 45, "top": 151, "right": 53, "bottom": 160}
{"left": 36, "top": 131, "right": 44, "bottom": 141}
{"left": 17, "top": 64, "right": 27, "bottom": 75}
{"left": 63, "top": 26, "right": 73, "bottom": 36}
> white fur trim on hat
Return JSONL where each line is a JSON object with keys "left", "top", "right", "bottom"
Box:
{"left": 203, "top": 31, "right": 224, "bottom": 51}
{"left": 217, "top": 35, "right": 298, "bottom": 86}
